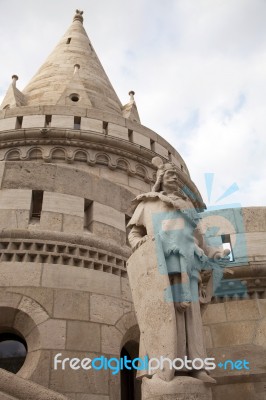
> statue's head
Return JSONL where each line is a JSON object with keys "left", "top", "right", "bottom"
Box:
{"left": 152, "top": 157, "right": 179, "bottom": 193}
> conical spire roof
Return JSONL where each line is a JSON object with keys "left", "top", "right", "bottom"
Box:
{"left": 22, "top": 10, "right": 122, "bottom": 115}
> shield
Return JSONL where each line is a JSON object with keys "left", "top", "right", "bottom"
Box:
{"left": 127, "top": 238, "right": 177, "bottom": 381}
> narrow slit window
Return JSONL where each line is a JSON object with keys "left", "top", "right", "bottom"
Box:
{"left": 221, "top": 234, "right": 234, "bottom": 261}
{"left": 150, "top": 139, "right": 155, "bottom": 151}
{"left": 66, "top": 37, "right": 71, "bottom": 44}
{"left": 128, "top": 130, "right": 133, "bottom": 142}
{"left": 84, "top": 199, "right": 93, "bottom": 230}
{"left": 103, "top": 121, "right": 108, "bottom": 134}
{"left": 168, "top": 151, "right": 172, "bottom": 161}
{"left": 16, "top": 117, "right": 23, "bottom": 129}
{"left": 45, "top": 115, "right": 52, "bottom": 127}
{"left": 30, "top": 190, "right": 44, "bottom": 221}
{"left": 125, "top": 215, "right": 131, "bottom": 246}
{"left": 74, "top": 116, "right": 81, "bottom": 130}
{"left": 181, "top": 165, "right": 184, "bottom": 172}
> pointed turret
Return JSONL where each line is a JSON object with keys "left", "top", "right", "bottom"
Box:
{"left": 0, "top": 75, "right": 26, "bottom": 110}
{"left": 122, "top": 91, "right": 141, "bottom": 123}
{"left": 22, "top": 10, "right": 122, "bottom": 114}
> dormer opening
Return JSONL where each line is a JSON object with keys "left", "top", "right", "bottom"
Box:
{"left": 70, "top": 93, "right": 80, "bottom": 102}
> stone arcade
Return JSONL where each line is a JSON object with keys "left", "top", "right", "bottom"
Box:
{"left": 0, "top": 10, "right": 265, "bottom": 400}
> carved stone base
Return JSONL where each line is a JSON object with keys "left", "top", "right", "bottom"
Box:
{"left": 142, "top": 375, "right": 212, "bottom": 400}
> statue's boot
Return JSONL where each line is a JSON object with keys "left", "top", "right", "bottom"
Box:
{"left": 192, "top": 370, "right": 216, "bottom": 384}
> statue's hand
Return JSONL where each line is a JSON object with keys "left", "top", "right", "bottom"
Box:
{"left": 175, "top": 301, "right": 191, "bottom": 312}
{"left": 135, "top": 235, "right": 149, "bottom": 250}
{"left": 214, "top": 248, "right": 230, "bottom": 261}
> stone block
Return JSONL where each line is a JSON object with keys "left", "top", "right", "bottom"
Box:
{"left": 22, "top": 115, "right": 45, "bottom": 128}
{"left": 40, "top": 211, "right": 63, "bottom": 231}
{"left": 54, "top": 290, "right": 89, "bottom": 320}
{"left": 51, "top": 115, "right": 74, "bottom": 129}
{"left": 152, "top": 141, "right": 168, "bottom": 158}
{"left": 211, "top": 321, "right": 256, "bottom": 347}
{"left": 81, "top": 117, "right": 103, "bottom": 133}
{"left": 131, "top": 131, "right": 150, "bottom": 148}
{"left": 50, "top": 350, "right": 109, "bottom": 394}
{"left": 14, "top": 310, "right": 38, "bottom": 337}
{"left": 212, "top": 382, "right": 256, "bottom": 400}
{"left": 62, "top": 214, "right": 84, "bottom": 233}
{"left": 0, "top": 209, "right": 17, "bottom": 229}
{"left": 202, "top": 303, "right": 227, "bottom": 324}
{"left": 258, "top": 299, "right": 266, "bottom": 317}
{"left": 1, "top": 161, "right": 57, "bottom": 191}
{"left": 42, "top": 191, "right": 84, "bottom": 217}
{"left": 15, "top": 210, "right": 30, "bottom": 228}
{"left": 99, "top": 168, "right": 129, "bottom": 186}
{"left": 101, "top": 325, "right": 122, "bottom": 355}
{"left": 0, "top": 291, "right": 22, "bottom": 308}
{"left": 66, "top": 321, "right": 100, "bottom": 352}
{"left": 242, "top": 207, "right": 266, "bottom": 232}
{"left": 90, "top": 294, "right": 130, "bottom": 325}
{"left": 89, "top": 221, "right": 126, "bottom": 245}
{"left": 225, "top": 299, "right": 260, "bottom": 321}
{"left": 246, "top": 232, "right": 266, "bottom": 257}
{"left": 171, "top": 155, "right": 181, "bottom": 168}
{"left": 89, "top": 202, "right": 126, "bottom": 231}
{"left": 253, "top": 318, "right": 266, "bottom": 347}
{"left": 0, "top": 188, "right": 31, "bottom": 210}
{"left": 128, "top": 176, "right": 151, "bottom": 192}
{"left": 121, "top": 277, "right": 132, "bottom": 302}
{"left": 8, "top": 287, "right": 54, "bottom": 315}
{"left": 115, "top": 311, "right": 138, "bottom": 336}
{"left": 42, "top": 264, "right": 121, "bottom": 297}
{"left": 0, "top": 262, "right": 42, "bottom": 287}
{"left": 208, "top": 344, "right": 266, "bottom": 379}
{"left": 0, "top": 117, "right": 17, "bottom": 131}
{"left": 38, "top": 319, "right": 66, "bottom": 349}
{"left": 54, "top": 164, "right": 94, "bottom": 199}
{"left": 108, "top": 123, "right": 128, "bottom": 140}
{"left": 18, "top": 296, "right": 49, "bottom": 326}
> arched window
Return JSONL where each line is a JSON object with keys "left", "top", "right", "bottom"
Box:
{"left": 0, "top": 331, "right": 27, "bottom": 373}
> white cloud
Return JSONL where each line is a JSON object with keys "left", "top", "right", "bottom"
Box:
{"left": 0, "top": 0, "right": 265, "bottom": 207}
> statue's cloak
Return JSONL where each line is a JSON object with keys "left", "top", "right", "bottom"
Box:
{"left": 127, "top": 238, "right": 177, "bottom": 381}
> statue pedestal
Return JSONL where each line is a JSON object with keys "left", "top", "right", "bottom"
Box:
{"left": 142, "top": 375, "right": 212, "bottom": 400}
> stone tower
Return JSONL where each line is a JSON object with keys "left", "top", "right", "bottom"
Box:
{"left": 0, "top": 10, "right": 203, "bottom": 400}
{"left": 0, "top": 10, "right": 265, "bottom": 400}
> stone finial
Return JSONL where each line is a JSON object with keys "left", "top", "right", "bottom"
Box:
{"left": 12, "top": 75, "right": 19, "bottom": 87}
{"left": 73, "top": 9, "right": 84, "bottom": 23}
{"left": 74, "top": 64, "right": 80, "bottom": 75}
{"left": 129, "top": 90, "right": 135, "bottom": 102}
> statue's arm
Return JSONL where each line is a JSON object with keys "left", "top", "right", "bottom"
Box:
{"left": 128, "top": 224, "right": 148, "bottom": 251}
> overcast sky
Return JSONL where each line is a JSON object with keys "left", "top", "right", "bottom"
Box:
{"left": 1, "top": 0, "right": 265, "bottom": 208}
